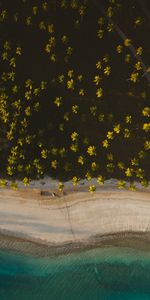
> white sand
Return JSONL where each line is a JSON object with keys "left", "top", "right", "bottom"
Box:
{"left": 0, "top": 179, "right": 150, "bottom": 245}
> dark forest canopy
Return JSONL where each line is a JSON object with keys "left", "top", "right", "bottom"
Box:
{"left": 0, "top": 0, "right": 150, "bottom": 190}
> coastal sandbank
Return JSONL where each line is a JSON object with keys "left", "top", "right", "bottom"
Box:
{"left": 0, "top": 179, "right": 150, "bottom": 255}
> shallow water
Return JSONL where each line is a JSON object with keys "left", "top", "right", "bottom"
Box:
{"left": 1, "top": 247, "right": 150, "bottom": 299}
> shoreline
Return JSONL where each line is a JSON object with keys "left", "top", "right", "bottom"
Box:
{"left": 0, "top": 179, "right": 150, "bottom": 256}
{"left": 1, "top": 231, "right": 150, "bottom": 257}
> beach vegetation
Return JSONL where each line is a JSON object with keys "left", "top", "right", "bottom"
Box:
{"left": 0, "top": 0, "right": 149, "bottom": 191}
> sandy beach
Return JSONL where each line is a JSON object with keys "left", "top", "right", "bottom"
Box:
{"left": 0, "top": 179, "right": 150, "bottom": 254}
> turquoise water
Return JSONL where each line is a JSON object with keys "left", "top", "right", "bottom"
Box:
{"left": 1, "top": 247, "right": 150, "bottom": 299}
